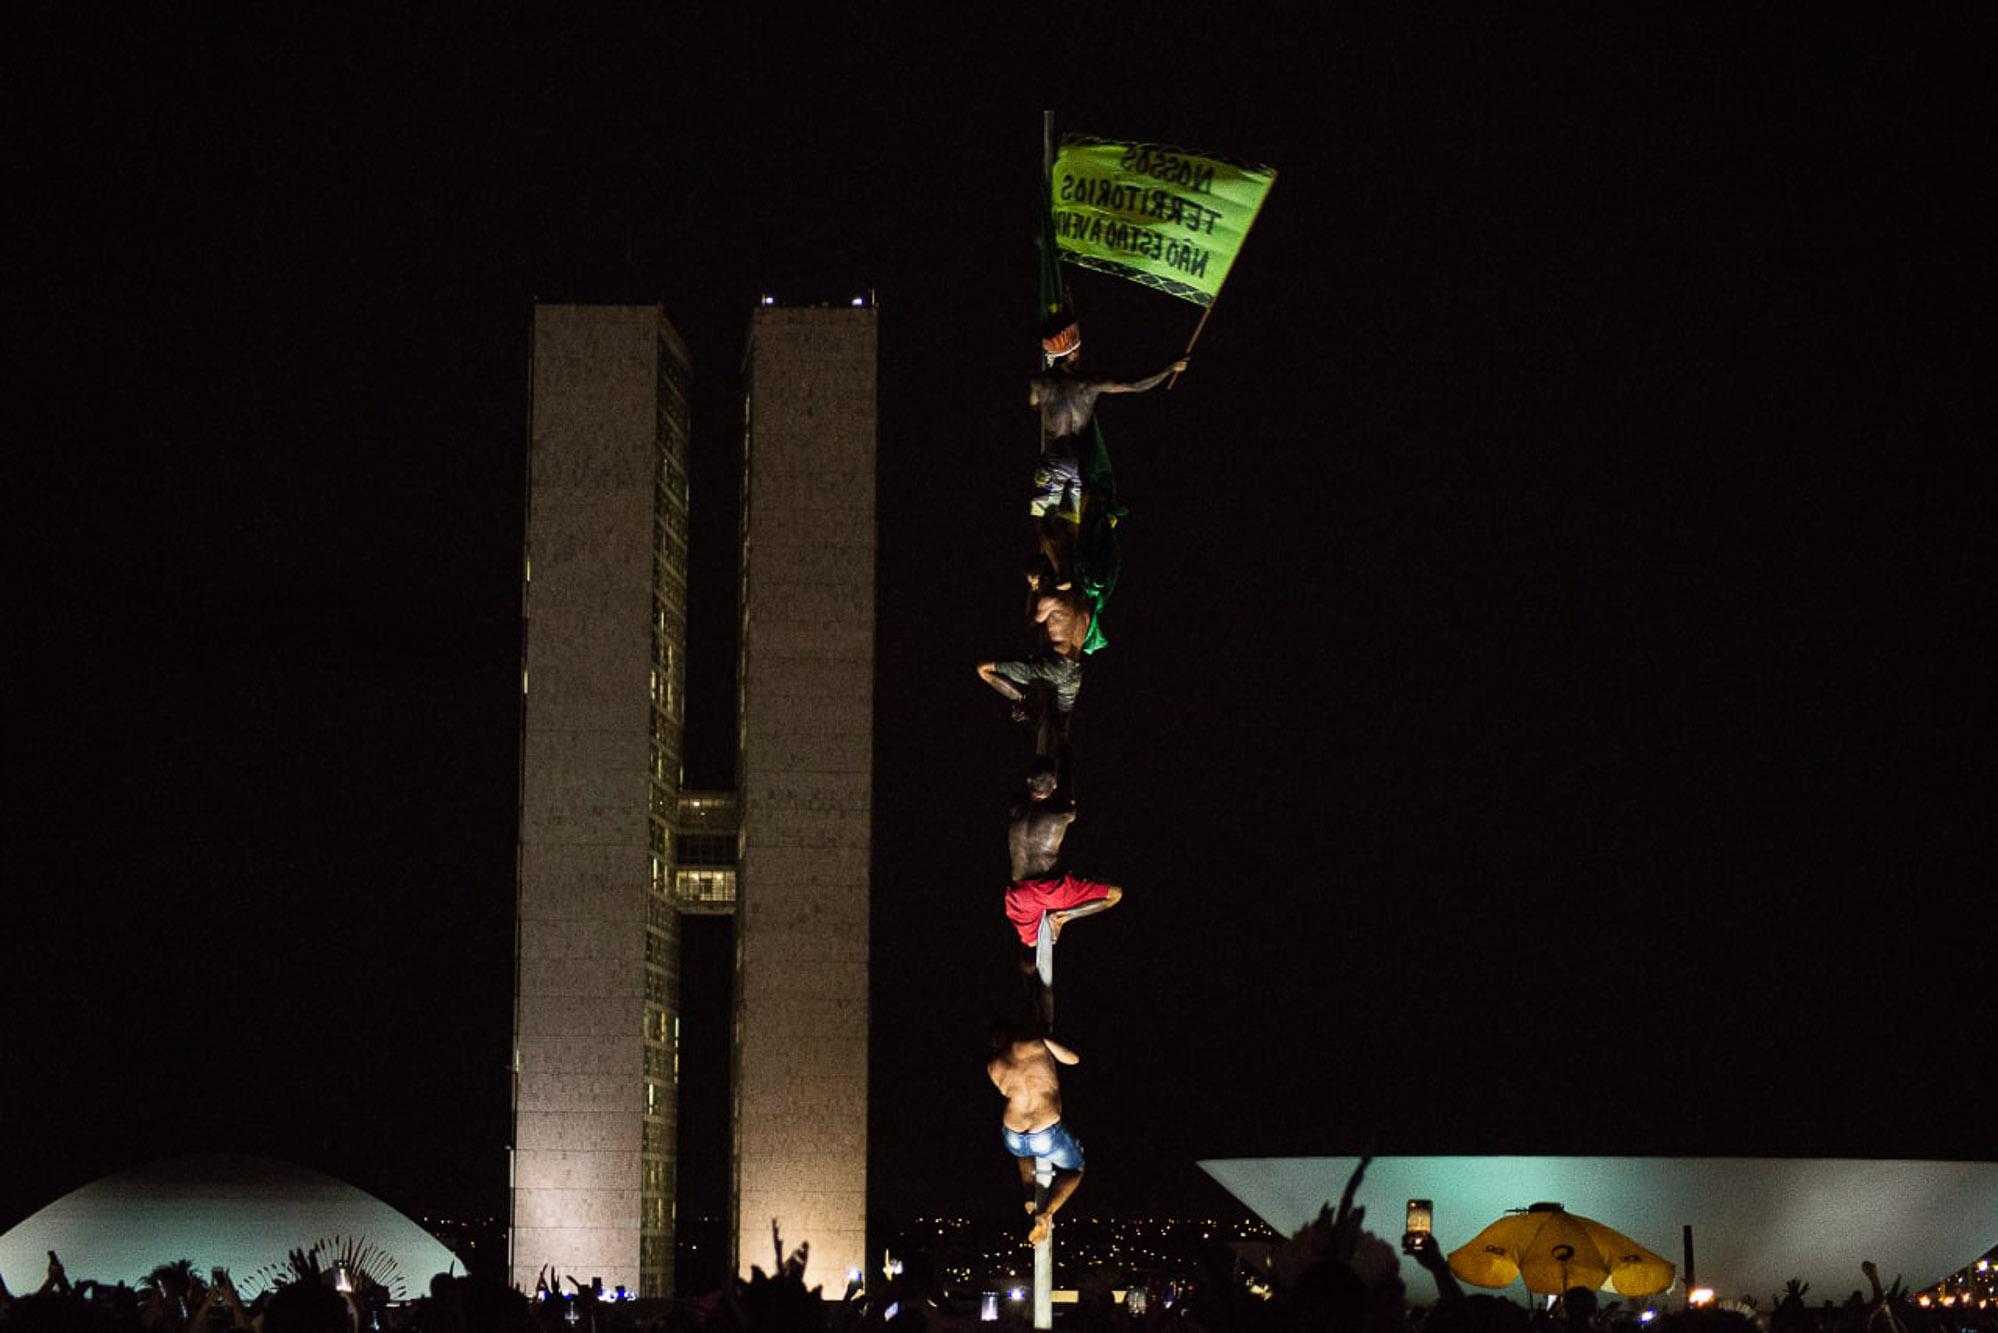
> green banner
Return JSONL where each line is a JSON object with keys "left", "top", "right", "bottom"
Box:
{"left": 1051, "top": 134, "right": 1276, "bottom": 307}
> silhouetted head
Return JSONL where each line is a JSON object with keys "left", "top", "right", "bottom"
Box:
{"left": 987, "top": 1017, "right": 1049, "bottom": 1056}
{"left": 1428, "top": 1295, "right": 1535, "bottom": 1333}
{"left": 262, "top": 1281, "right": 350, "bottom": 1333}
{"left": 1026, "top": 760, "right": 1059, "bottom": 799}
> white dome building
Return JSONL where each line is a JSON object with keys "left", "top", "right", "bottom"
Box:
{"left": 1199, "top": 1156, "right": 1998, "bottom": 1303}
{"left": 0, "top": 1154, "right": 463, "bottom": 1301}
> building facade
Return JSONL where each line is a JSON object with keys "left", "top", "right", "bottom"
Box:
{"left": 512, "top": 301, "right": 876, "bottom": 1298}
{"left": 514, "top": 304, "right": 690, "bottom": 1297}
{"left": 732, "top": 305, "right": 877, "bottom": 1290}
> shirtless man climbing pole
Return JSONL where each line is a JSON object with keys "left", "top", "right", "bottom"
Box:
{"left": 1004, "top": 760, "right": 1121, "bottom": 1026}
{"left": 988, "top": 1019, "right": 1084, "bottom": 1246}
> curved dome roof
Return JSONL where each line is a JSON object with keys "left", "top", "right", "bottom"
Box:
{"left": 0, "top": 1154, "right": 462, "bottom": 1301}
{"left": 1200, "top": 1156, "right": 1998, "bottom": 1302}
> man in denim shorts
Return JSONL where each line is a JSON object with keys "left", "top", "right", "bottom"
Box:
{"left": 988, "top": 1019, "right": 1084, "bottom": 1245}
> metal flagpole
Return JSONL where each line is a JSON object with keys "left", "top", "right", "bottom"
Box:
{"left": 1034, "top": 117, "right": 1060, "bottom": 1332}
{"left": 1035, "top": 911, "right": 1055, "bottom": 1008}
{"left": 1033, "top": 1157, "right": 1054, "bottom": 1329}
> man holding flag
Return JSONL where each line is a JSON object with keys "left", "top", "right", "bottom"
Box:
{"left": 1022, "top": 127, "right": 1273, "bottom": 656}
{"left": 1026, "top": 313, "right": 1187, "bottom": 593}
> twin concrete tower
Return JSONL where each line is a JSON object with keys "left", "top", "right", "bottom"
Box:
{"left": 511, "top": 303, "right": 876, "bottom": 1297}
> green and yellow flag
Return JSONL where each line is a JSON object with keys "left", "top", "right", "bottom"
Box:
{"left": 1051, "top": 134, "right": 1276, "bottom": 307}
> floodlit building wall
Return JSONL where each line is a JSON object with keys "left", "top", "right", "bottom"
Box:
{"left": 732, "top": 305, "right": 877, "bottom": 1289}
{"left": 514, "top": 304, "right": 690, "bottom": 1297}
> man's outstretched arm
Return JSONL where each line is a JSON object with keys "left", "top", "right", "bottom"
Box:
{"left": 1098, "top": 358, "right": 1189, "bottom": 396}
{"left": 977, "top": 662, "right": 1024, "bottom": 702}
{"left": 1041, "top": 1035, "right": 1080, "bottom": 1065}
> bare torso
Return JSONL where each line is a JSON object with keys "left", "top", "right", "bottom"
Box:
{"left": 1008, "top": 795, "right": 1075, "bottom": 881}
{"left": 988, "top": 1036, "right": 1076, "bottom": 1132}
{"left": 1030, "top": 357, "right": 1184, "bottom": 440}
{"left": 1029, "top": 374, "right": 1107, "bottom": 440}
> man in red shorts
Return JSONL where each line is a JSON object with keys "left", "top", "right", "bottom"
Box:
{"left": 1006, "top": 761, "right": 1122, "bottom": 1025}
{"left": 1004, "top": 871, "right": 1121, "bottom": 949}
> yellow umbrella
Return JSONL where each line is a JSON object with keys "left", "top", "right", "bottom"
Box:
{"left": 1448, "top": 1202, "right": 1676, "bottom": 1297}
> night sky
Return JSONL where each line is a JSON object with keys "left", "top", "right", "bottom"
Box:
{"left": 8, "top": 12, "right": 1986, "bottom": 1253}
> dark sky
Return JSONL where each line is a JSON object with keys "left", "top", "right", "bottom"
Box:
{"left": 8, "top": 12, "right": 1987, "bottom": 1246}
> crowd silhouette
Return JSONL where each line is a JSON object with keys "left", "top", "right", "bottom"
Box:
{"left": 7, "top": 1216, "right": 1990, "bottom": 1333}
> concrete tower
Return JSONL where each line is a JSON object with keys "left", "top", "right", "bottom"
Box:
{"left": 731, "top": 304, "right": 877, "bottom": 1289}
{"left": 513, "top": 304, "right": 690, "bottom": 1298}
{"left": 513, "top": 300, "right": 877, "bottom": 1299}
